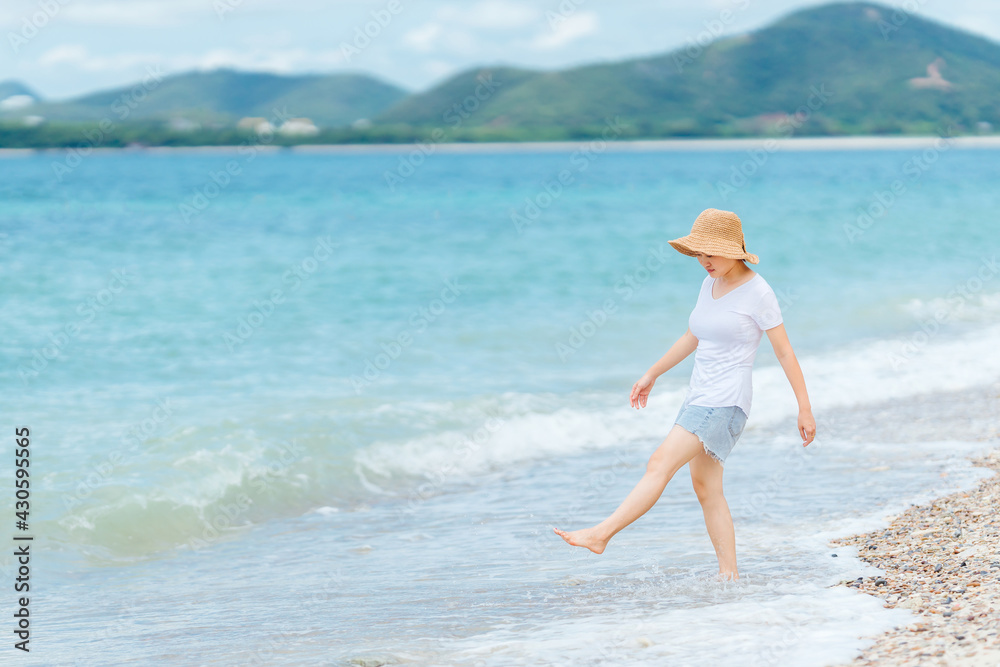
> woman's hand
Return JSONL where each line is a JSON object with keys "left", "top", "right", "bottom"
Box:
{"left": 798, "top": 408, "right": 816, "bottom": 446}
{"left": 630, "top": 374, "right": 656, "bottom": 409}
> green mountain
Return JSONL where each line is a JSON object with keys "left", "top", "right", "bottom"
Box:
{"left": 375, "top": 1, "right": 1000, "bottom": 136}
{"left": 3, "top": 1, "right": 1000, "bottom": 145}
{"left": 2, "top": 69, "right": 407, "bottom": 128}
{"left": 376, "top": 66, "right": 537, "bottom": 126}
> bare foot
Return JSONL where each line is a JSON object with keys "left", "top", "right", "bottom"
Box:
{"left": 716, "top": 571, "right": 740, "bottom": 581}
{"left": 552, "top": 526, "right": 610, "bottom": 554}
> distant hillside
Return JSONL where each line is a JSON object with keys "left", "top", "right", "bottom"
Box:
{"left": 375, "top": 1, "right": 1000, "bottom": 136}
{"left": 1, "top": 69, "right": 407, "bottom": 128}
{"left": 3, "top": 1, "right": 1000, "bottom": 145}
{"left": 376, "top": 66, "right": 538, "bottom": 126}
{"left": 0, "top": 81, "right": 41, "bottom": 102}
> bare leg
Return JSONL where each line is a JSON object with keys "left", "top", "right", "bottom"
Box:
{"left": 554, "top": 424, "right": 705, "bottom": 554}
{"left": 689, "top": 451, "right": 739, "bottom": 579}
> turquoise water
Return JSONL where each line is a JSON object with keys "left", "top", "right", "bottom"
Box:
{"left": 2, "top": 144, "right": 999, "bottom": 665}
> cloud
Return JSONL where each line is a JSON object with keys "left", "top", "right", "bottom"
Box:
{"left": 38, "top": 44, "right": 173, "bottom": 73}
{"left": 423, "top": 59, "right": 458, "bottom": 80}
{"left": 402, "top": 20, "right": 480, "bottom": 56}
{"left": 11, "top": 0, "right": 1000, "bottom": 102}
{"left": 403, "top": 23, "right": 445, "bottom": 53}
{"left": 35, "top": 44, "right": 347, "bottom": 75}
{"left": 0, "top": 0, "right": 325, "bottom": 27}
{"left": 185, "top": 47, "right": 346, "bottom": 73}
{"left": 60, "top": 1, "right": 204, "bottom": 27}
{"left": 531, "top": 11, "right": 599, "bottom": 50}
{"left": 437, "top": 1, "right": 540, "bottom": 29}
{"left": 38, "top": 45, "right": 90, "bottom": 66}
{"left": 400, "top": 1, "right": 540, "bottom": 57}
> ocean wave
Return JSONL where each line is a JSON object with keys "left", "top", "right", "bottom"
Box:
{"left": 46, "top": 317, "right": 999, "bottom": 562}
{"left": 354, "top": 318, "right": 1000, "bottom": 486}
{"left": 48, "top": 427, "right": 333, "bottom": 563}
{"left": 899, "top": 289, "right": 1000, "bottom": 323}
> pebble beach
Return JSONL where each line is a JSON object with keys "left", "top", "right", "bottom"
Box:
{"left": 830, "top": 382, "right": 1000, "bottom": 666}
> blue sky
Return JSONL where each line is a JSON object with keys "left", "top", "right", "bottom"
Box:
{"left": 3, "top": 0, "right": 999, "bottom": 100}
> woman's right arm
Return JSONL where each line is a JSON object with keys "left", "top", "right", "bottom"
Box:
{"left": 630, "top": 329, "right": 698, "bottom": 408}
{"left": 645, "top": 328, "right": 698, "bottom": 380}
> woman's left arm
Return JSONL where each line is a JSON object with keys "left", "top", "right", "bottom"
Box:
{"left": 765, "top": 324, "right": 816, "bottom": 446}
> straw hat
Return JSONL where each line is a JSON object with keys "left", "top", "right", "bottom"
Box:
{"left": 668, "top": 208, "right": 759, "bottom": 264}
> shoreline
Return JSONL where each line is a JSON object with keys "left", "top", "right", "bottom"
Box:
{"left": 832, "top": 446, "right": 1000, "bottom": 666}
{"left": 2, "top": 134, "right": 1000, "bottom": 157}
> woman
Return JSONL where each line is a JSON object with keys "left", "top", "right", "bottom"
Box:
{"left": 554, "top": 208, "right": 816, "bottom": 580}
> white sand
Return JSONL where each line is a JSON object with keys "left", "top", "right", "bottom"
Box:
{"left": 3, "top": 134, "right": 1000, "bottom": 158}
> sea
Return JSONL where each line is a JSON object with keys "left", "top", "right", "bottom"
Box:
{"left": 2, "top": 140, "right": 999, "bottom": 666}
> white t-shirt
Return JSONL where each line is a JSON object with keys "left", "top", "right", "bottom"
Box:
{"left": 684, "top": 272, "right": 783, "bottom": 417}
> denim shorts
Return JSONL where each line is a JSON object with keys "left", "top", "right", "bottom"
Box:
{"left": 673, "top": 397, "right": 748, "bottom": 466}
